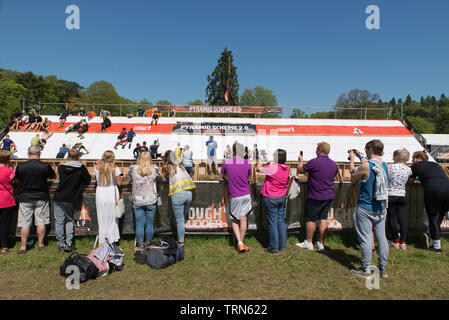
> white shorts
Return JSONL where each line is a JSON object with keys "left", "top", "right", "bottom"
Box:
{"left": 18, "top": 201, "right": 50, "bottom": 227}
{"left": 229, "top": 194, "right": 252, "bottom": 221}
{"left": 207, "top": 155, "right": 218, "bottom": 165}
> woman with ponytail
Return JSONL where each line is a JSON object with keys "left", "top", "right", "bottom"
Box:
{"left": 94, "top": 150, "right": 122, "bottom": 245}
{"left": 161, "top": 150, "right": 196, "bottom": 247}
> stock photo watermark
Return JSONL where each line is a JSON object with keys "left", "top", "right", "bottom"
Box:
{"left": 64, "top": 4, "right": 380, "bottom": 31}
{"left": 66, "top": 5, "right": 80, "bottom": 30}
{"left": 365, "top": 5, "right": 380, "bottom": 30}
{"left": 365, "top": 266, "right": 380, "bottom": 290}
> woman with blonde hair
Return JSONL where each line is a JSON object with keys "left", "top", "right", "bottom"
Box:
{"left": 94, "top": 150, "right": 122, "bottom": 245}
{"left": 127, "top": 151, "right": 161, "bottom": 249}
{"left": 162, "top": 150, "right": 196, "bottom": 246}
{"left": 387, "top": 148, "right": 412, "bottom": 250}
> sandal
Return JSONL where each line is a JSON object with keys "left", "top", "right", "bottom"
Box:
{"left": 1, "top": 248, "right": 12, "bottom": 253}
{"left": 17, "top": 249, "right": 27, "bottom": 254}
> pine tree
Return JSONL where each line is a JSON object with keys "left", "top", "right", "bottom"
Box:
{"left": 405, "top": 94, "right": 412, "bottom": 105}
{"left": 389, "top": 97, "right": 396, "bottom": 106}
{"left": 205, "top": 47, "right": 239, "bottom": 106}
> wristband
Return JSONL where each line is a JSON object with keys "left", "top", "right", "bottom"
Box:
{"left": 360, "top": 156, "right": 365, "bottom": 160}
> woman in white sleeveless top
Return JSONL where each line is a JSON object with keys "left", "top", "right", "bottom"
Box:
{"left": 94, "top": 150, "right": 122, "bottom": 245}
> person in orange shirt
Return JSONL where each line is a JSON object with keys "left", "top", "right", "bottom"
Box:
{"left": 146, "top": 107, "right": 153, "bottom": 118}
{"left": 87, "top": 111, "right": 96, "bottom": 121}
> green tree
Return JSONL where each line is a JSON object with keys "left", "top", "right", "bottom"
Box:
{"left": 187, "top": 99, "right": 204, "bottom": 106}
{"left": 436, "top": 109, "right": 449, "bottom": 133}
{"left": 290, "top": 108, "right": 308, "bottom": 118}
{"left": 405, "top": 94, "right": 413, "bottom": 105}
{"left": 0, "top": 78, "right": 27, "bottom": 126}
{"left": 80, "top": 81, "right": 122, "bottom": 115}
{"left": 335, "top": 89, "right": 380, "bottom": 119}
{"left": 240, "top": 86, "right": 278, "bottom": 107}
{"left": 407, "top": 116, "right": 435, "bottom": 133}
{"left": 205, "top": 47, "right": 239, "bottom": 106}
{"left": 155, "top": 100, "right": 172, "bottom": 105}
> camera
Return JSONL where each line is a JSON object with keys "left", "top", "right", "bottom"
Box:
{"left": 347, "top": 149, "right": 358, "bottom": 161}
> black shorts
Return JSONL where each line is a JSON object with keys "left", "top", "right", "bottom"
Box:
{"left": 152, "top": 114, "right": 159, "bottom": 120}
{"left": 305, "top": 198, "right": 333, "bottom": 222}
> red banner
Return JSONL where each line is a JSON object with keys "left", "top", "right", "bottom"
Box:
{"left": 156, "top": 105, "right": 283, "bottom": 114}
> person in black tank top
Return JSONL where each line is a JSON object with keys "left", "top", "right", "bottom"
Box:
{"left": 409, "top": 151, "right": 449, "bottom": 253}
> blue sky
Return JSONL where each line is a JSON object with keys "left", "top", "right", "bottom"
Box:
{"left": 0, "top": 0, "right": 448, "bottom": 114}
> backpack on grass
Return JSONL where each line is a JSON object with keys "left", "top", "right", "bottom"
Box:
{"left": 60, "top": 252, "right": 99, "bottom": 283}
{"left": 133, "top": 236, "right": 184, "bottom": 269}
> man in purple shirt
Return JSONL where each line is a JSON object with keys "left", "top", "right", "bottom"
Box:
{"left": 296, "top": 142, "right": 338, "bottom": 251}
{"left": 220, "top": 142, "right": 252, "bottom": 253}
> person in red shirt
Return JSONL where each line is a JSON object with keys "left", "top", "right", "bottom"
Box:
{"left": 114, "top": 128, "right": 127, "bottom": 149}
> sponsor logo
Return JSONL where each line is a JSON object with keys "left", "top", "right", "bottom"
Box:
{"left": 186, "top": 198, "right": 228, "bottom": 229}
{"left": 74, "top": 204, "right": 91, "bottom": 232}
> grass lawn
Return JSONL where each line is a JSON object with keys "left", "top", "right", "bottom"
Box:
{"left": 0, "top": 231, "right": 448, "bottom": 300}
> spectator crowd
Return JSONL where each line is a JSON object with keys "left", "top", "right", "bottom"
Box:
{"left": 2, "top": 111, "right": 449, "bottom": 282}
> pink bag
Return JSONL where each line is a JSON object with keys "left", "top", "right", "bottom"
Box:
{"left": 87, "top": 250, "right": 109, "bottom": 275}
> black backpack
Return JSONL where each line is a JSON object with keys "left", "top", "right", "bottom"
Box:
{"left": 60, "top": 252, "right": 99, "bottom": 283}
{"left": 133, "top": 237, "right": 184, "bottom": 269}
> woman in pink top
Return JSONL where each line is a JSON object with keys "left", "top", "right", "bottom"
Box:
{"left": 256, "top": 149, "right": 290, "bottom": 253}
{"left": 0, "top": 150, "right": 16, "bottom": 253}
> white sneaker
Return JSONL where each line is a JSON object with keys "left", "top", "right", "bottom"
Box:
{"left": 315, "top": 241, "right": 325, "bottom": 251}
{"left": 296, "top": 241, "right": 314, "bottom": 250}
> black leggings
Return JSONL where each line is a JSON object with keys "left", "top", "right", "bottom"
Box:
{"left": 0, "top": 207, "right": 14, "bottom": 248}
{"left": 387, "top": 196, "right": 407, "bottom": 242}
{"left": 424, "top": 190, "right": 449, "bottom": 241}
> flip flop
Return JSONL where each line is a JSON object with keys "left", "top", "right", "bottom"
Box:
{"left": 17, "top": 249, "right": 27, "bottom": 254}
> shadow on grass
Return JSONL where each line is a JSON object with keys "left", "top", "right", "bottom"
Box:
{"left": 318, "top": 248, "right": 360, "bottom": 270}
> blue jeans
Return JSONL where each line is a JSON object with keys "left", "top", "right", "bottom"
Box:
{"left": 133, "top": 203, "right": 157, "bottom": 246}
{"left": 264, "top": 196, "right": 287, "bottom": 253}
{"left": 353, "top": 206, "right": 389, "bottom": 271}
{"left": 171, "top": 190, "right": 192, "bottom": 243}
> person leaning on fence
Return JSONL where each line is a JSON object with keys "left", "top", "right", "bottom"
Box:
{"left": 220, "top": 142, "right": 252, "bottom": 253}
{"left": 409, "top": 151, "right": 449, "bottom": 253}
{"left": 349, "top": 139, "right": 389, "bottom": 279}
{"left": 128, "top": 151, "right": 162, "bottom": 250}
{"left": 94, "top": 151, "right": 122, "bottom": 246}
{"left": 256, "top": 149, "right": 289, "bottom": 253}
{"left": 161, "top": 150, "right": 196, "bottom": 247}
{"left": 0, "top": 150, "right": 15, "bottom": 253}
{"left": 296, "top": 142, "right": 338, "bottom": 251}
{"left": 53, "top": 149, "right": 91, "bottom": 253}
{"left": 15, "top": 146, "right": 56, "bottom": 254}
{"left": 387, "top": 148, "right": 412, "bottom": 250}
